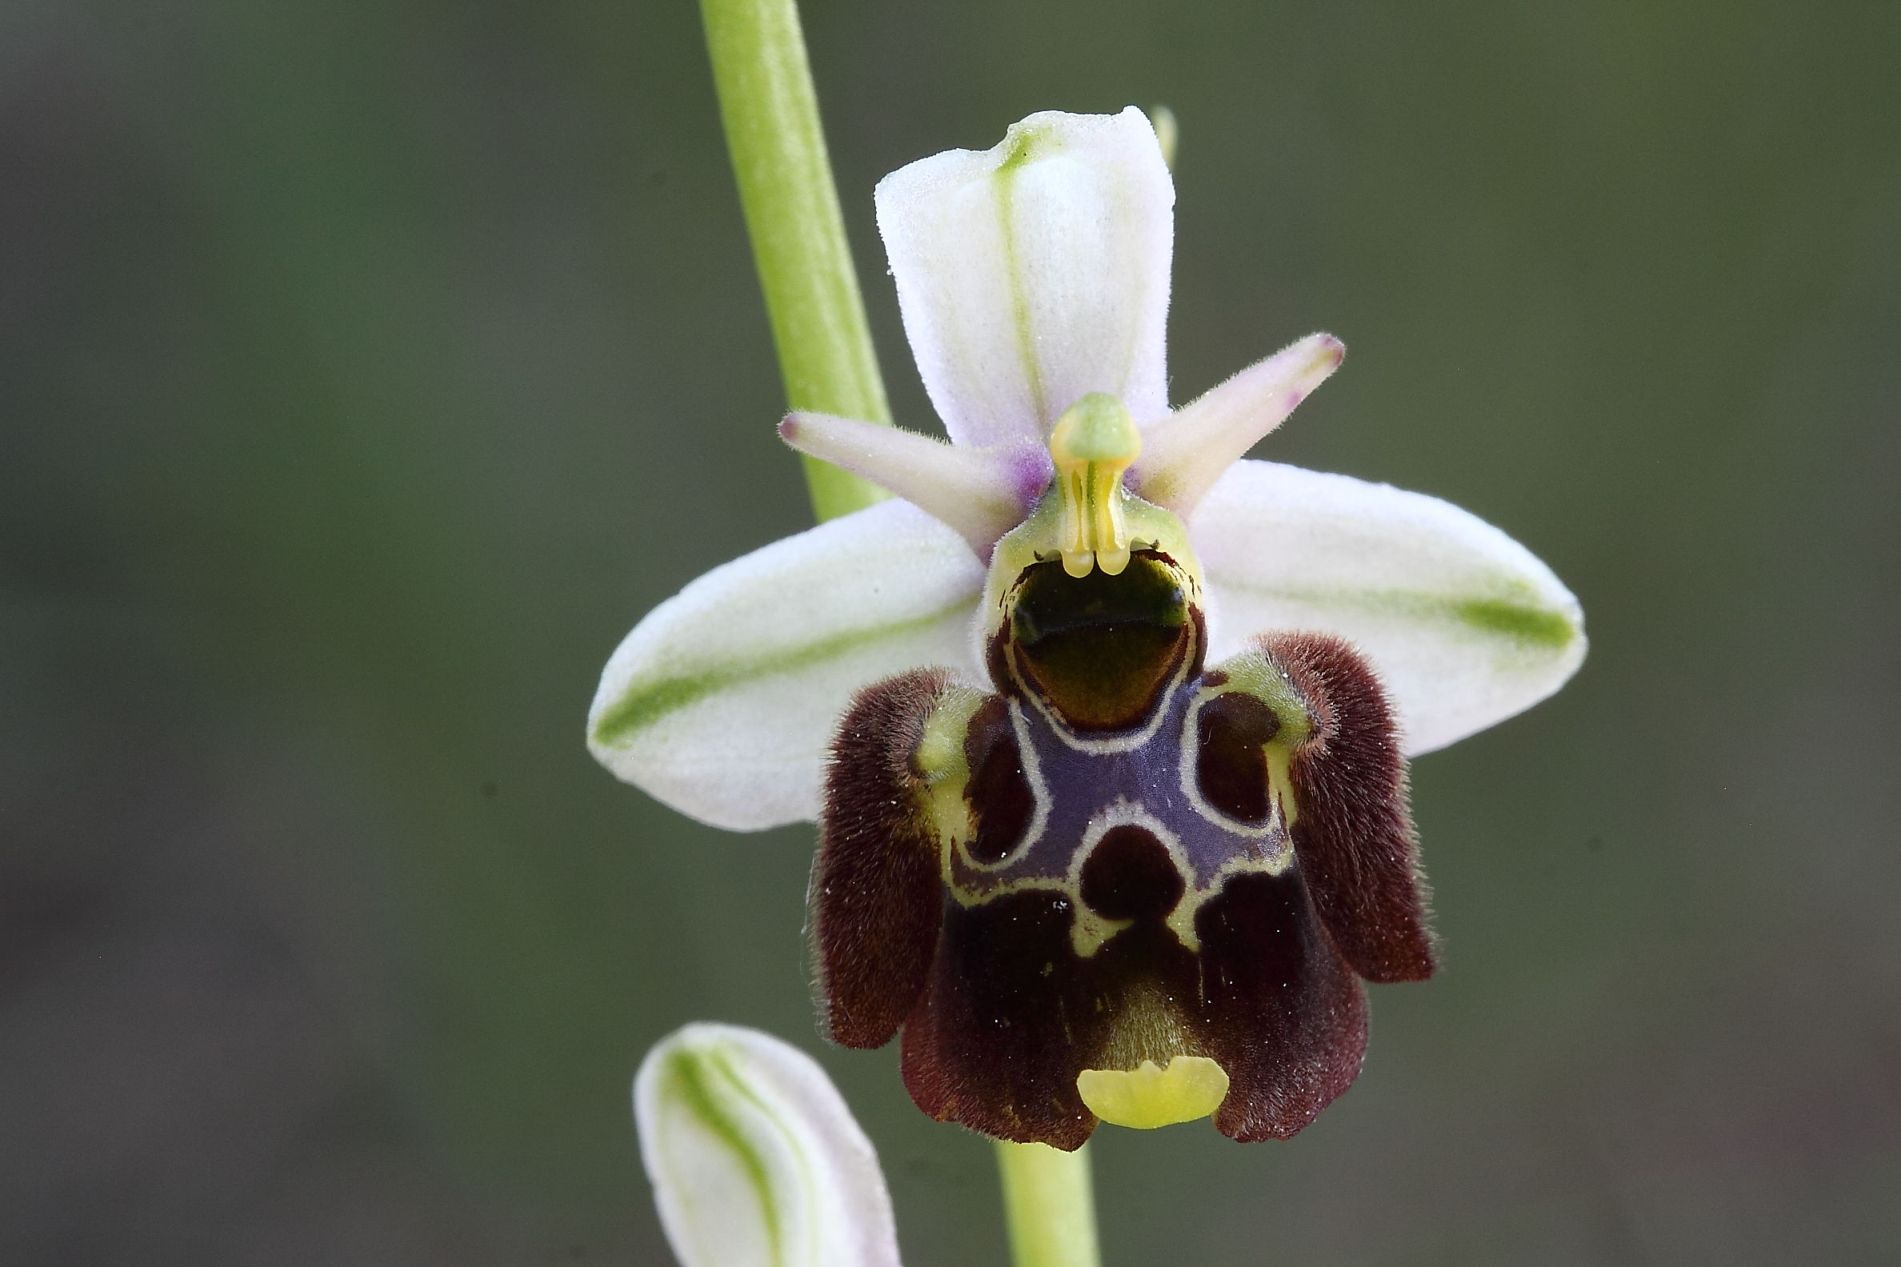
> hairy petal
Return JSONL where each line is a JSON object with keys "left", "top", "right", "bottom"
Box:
{"left": 589, "top": 501, "right": 984, "bottom": 830}
{"left": 635, "top": 1024, "right": 901, "bottom": 1267}
{"left": 781, "top": 412, "right": 1049, "bottom": 556}
{"left": 876, "top": 107, "right": 1173, "bottom": 448}
{"left": 1134, "top": 333, "right": 1345, "bottom": 515}
{"left": 1194, "top": 460, "right": 1586, "bottom": 755}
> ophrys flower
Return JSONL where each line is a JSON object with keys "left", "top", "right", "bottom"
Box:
{"left": 591, "top": 109, "right": 1584, "bottom": 1148}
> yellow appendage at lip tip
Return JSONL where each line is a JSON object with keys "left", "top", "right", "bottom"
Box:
{"left": 1048, "top": 394, "right": 1141, "bottom": 578}
{"left": 1076, "top": 1056, "right": 1230, "bottom": 1129}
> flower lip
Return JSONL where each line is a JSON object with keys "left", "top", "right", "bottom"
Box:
{"left": 816, "top": 631, "right": 1420, "bottom": 1148}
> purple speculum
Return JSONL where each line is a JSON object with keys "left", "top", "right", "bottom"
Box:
{"left": 946, "top": 553, "right": 1296, "bottom": 959}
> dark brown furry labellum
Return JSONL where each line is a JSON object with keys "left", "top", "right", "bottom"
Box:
{"left": 811, "top": 620, "right": 1434, "bottom": 1149}
{"left": 811, "top": 669, "right": 954, "bottom": 1049}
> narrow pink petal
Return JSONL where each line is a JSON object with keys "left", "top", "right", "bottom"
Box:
{"left": 1134, "top": 333, "right": 1345, "bottom": 514}
{"left": 781, "top": 412, "right": 1049, "bottom": 556}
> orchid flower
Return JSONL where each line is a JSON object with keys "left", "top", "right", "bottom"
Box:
{"left": 636, "top": 1023, "right": 902, "bottom": 1267}
{"left": 592, "top": 109, "right": 1584, "bottom": 1149}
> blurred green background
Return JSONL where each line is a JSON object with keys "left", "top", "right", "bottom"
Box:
{"left": 4, "top": 1, "right": 1897, "bottom": 1263}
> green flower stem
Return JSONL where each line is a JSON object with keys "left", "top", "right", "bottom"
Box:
{"left": 996, "top": 1141, "right": 1103, "bottom": 1267}
{"left": 699, "top": 0, "right": 891, "bottom": 522}
{"left": 700, "top": 3, "right": 1102, "bottom": 1262}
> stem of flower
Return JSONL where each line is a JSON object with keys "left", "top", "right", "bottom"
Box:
{"left": 700, "top": 4, "right": 1104, "bottom": 1262}
{"left": 698, "top": 0, "right": 892, "bottom": 523}
{"left": 995, "top": 1141, "right": 1103, "bottom": 1267}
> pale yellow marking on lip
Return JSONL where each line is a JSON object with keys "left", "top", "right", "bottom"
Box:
{"left": 1077, "top": 1056, "right": 1230, "bottom": 1129}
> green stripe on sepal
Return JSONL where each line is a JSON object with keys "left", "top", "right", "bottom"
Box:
{"left": 635, "top": 1023, "right": 902, "bottom": 1267}
{"left": 588, "top": 500, "right": 987, "bottom": 831}
{"left": 659, "top": 1046, "right": 789, "bottom": 1267}
{"left": 592, "top": 597, "right": 974, "bottom": 748}
{"left": 1192, "top": 460, "right": 1586, "bottom": 757}
{"left": 1216, "top": 583, "right": 1580, "bottom": 652}
{"left": 1451, "top": 596, "right": 1579, "bottom": 648}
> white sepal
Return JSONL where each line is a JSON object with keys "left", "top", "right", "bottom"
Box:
{"left": 876, "top": 107, "right": 1174, "bottom": 449}
{"left": 636, "top": 1024, "right": 902, "bottom": 1267}
{"left": 1193, "top": 459, "right": 1585, "bottom": 754}
{"left": 588, "top": 501, "right": 985, "bottom": 830}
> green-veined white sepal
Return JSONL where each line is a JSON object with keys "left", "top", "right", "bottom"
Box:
{"left": 635, "top": 1024, "right": 902, "bottom": 1267}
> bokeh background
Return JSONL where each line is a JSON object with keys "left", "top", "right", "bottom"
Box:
{"left": 5, "top": 1, "right": 1898, "bottom": 1263}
